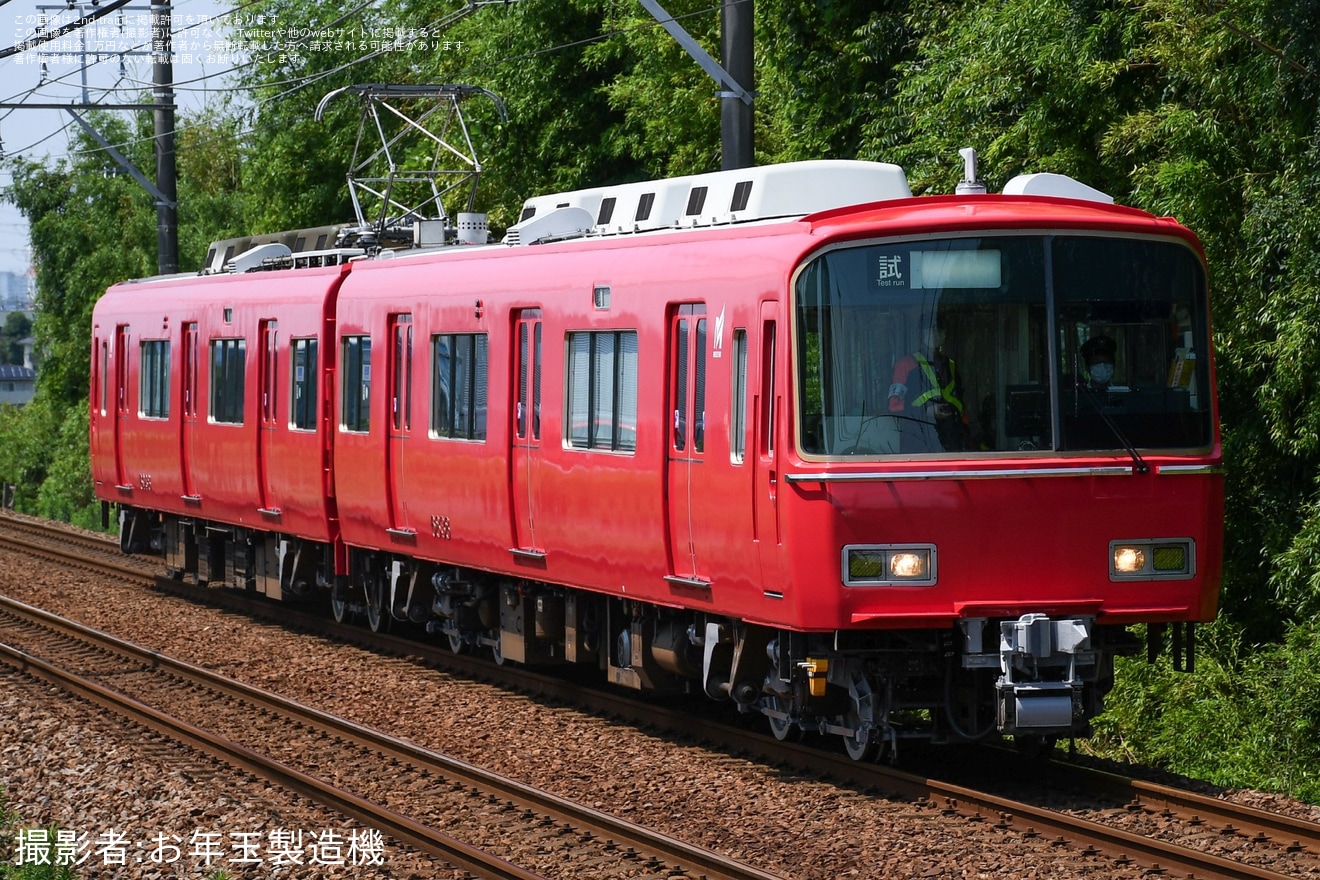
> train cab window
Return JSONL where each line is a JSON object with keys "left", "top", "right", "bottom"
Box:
{"left": 794, "top": 235, "right": 1211, "bottom": 457}
{"left": 566, "top": 330, "right": 638, "bottom": 452}
{"left": 290, "top": 337, "right": 318, "bottom": 431}
{"left": 341, "top": 335, "right": 371, "bottom": 433}
{"left": 139, "top": 339, "right": 170, "bottom": 419}
{"left": 209, "top": 338, "right": 246, "bottom": 425}
{"left": 1052, "top": 238, "right": 1212, "bottom": 450}
{"left": 431, "top": 333, "right": 488, "bottom": 441}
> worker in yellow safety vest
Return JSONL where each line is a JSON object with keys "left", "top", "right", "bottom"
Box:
{"left": 887, "top": 325, "right": 970, "bottom": 452}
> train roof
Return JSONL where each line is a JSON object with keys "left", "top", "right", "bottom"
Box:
{"left": 503, "top": 159, "right": 912, "bottom": 245}
{"left": 165, "top": 156, "right": 1198, "bottom": 288}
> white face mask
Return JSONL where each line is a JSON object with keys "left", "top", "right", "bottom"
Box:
{"left": 1090, "top": 362, "right": 1114, "bottom": 383}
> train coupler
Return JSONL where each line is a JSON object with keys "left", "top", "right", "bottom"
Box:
{"left": 986, "top": 613, "right": 1095, "bottom": 734}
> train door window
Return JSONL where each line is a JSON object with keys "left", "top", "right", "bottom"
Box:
{"left": 731, "top": 328, "right": 747, "bottom": 463}
{"left": 260, "top": 320, "right": 278, "bottom": 425}
{"left": 516, "top": 316, "right": 542, "bottom": 441}
{"left": 208, "top": 338, "right": 246, "bottom": 424}
{"left": 341, "top": 335, "right": 371, "bottom": 433}
{"left": 139, "top": 339, "right": 170, "bottom": 419}
{"left": 673, "top": 319, "right": 688, "bottom": 452}
{"left": 183, "top": 324, "right": 198, "bottom": 418}
{"left": 671, "top": 308, "right": 708, "bottom": 454}
{"left": 567, "top": 330, "right": 638, "bottom": 452}
{"left": 99, "top": 340, "right": 109, "bottom": 416}
{"left": 115, "top": 327, "right": 129, "bottom": 415}
{"left": 532, "top": 322, "right": 542, "bottom": 439}
{"left": 761, "top": 320, "right": 776, "bottom": 457}
{"left": 431, "top": 332, "right": 489, "bottom": 441}
{"left": 694, "top": 318, "right": 707, "bottom": 452}
{"left": 290, "top": 337, "right": 318, "bottom": 430}
{"left": 391, "top": 315, "right": 413, "bottom": 432}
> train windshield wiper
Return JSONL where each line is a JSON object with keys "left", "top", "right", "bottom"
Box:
{"left": 1076, "top": 384, "right": 1150, "bottom": 474}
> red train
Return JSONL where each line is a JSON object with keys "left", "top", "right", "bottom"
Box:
{"left": 91, "top": 155, "right": 1222, "bottom": 759}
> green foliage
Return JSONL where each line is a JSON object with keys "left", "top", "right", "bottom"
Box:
{"left": 35, "top": 406, "right": 98, "bottom": 530}
{"left": 0, "top": 789, "right": 79, "bottom": 880}
{"left": 429, "top": 0, "right": 641, "bottom": 228}
{"left": 0, "top": 313, "right": 32, "bottom": 366}
{"left": 0, "top": 397, "right": 61, "bottom": 514}
{"left": 582, "top": 0, "right": 723, "bottom": 176}
{"left": 232, "top": 0, "right": 391, "bottom": 232}
{"left": 756, "top": 0, "right": 911, "bottom": 162}
{"left": 0, "top": 110, "right": 246, "bottom": 521}
{"left": 1090, "top": 621, "right": 1320, "bottom": 802}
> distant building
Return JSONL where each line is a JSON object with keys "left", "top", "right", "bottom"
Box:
{"left": 0, "top": 271, "right": 33, "bottom": 311}
{"left": 0, "top": 364, "right": 36, "bottom": 406}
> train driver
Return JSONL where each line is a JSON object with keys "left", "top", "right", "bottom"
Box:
{"left": 1080, "top": 334, "right": 1118, "bottom": 393}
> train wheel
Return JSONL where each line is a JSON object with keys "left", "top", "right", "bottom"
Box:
{"left": 766, "top": 696, "right": 802, "bottom": 742}
{"left": 842, "top": 711, "right": 880, "bottom": 762}
{"left": 447, "top": 630, "right": 468, "bottom": 654}
{"left": 364, "top": 574, "right": 386, "bottom": 633}
{"left": 330, "top": 581, "right": 348, "bottom": 624}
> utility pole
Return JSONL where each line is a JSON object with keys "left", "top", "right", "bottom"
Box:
{"left": 152, "top": 0, "right": 178, "bottom": 274}
{"left": 5, "top": 3, "right": 177, "bottom": 275}
{"left": 720, "top": 0, "right": 753, "bottom": 170}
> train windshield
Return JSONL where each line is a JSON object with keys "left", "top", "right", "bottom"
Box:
{"left": 794, "top": 234, "right": 1212, "bottom": 457}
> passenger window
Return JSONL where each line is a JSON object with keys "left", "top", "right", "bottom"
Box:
{"left": 341, "top": 335, "right": 371, "bottom": 432}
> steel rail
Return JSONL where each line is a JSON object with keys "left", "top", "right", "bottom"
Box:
{"left": 0, "top": 513, "right": 1310, "bottom": 880}
{"left": 0, "top": 637, "right": 543, "bottom": 880}
{"left": 0, "top": 593, "right": 785, "bottom": 880}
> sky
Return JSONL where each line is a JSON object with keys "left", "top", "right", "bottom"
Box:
{"left": 0, "top": 0, "right": 231, "bottom": 276}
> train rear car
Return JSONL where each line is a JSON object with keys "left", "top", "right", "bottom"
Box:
{"left": 91, "top": 263, "right": 347, "bottom": 597}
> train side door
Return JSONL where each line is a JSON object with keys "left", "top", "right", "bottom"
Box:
{"left": 386, "top": 313, "right": 414, "bottom": 536}
{"left": 256, "top": 320, "right": 278, "bottom": 515}
{"left": 665, "top": 304, "right": 709, "bottom": 587}
{"left": 90, "top": 332, "right": 109, "bottom": 486}
{"left": 510, "top": 309, "right": 544, "bottom": 559}
{"left": 180, "top": 322, "right": 199, "bottom": 501}
{"left": 754, "top": 303, "right": 785, "bottom": 592}
{"left": 113, "top": 324, "right": 130, "bottom": 490}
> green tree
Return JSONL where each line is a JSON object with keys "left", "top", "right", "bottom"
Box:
{"left": 231, "top": 0, "right": 396, "bottom": 233}
{"left": 1, "top": 110, "right": 245, "bottom": 525}
{"left": 0, "top": 312, "right": 32, "bottom": 366}
{"left": 861, "top": 0, "right": 1320, "bottom": 641}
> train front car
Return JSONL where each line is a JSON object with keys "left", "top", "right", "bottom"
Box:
{"left": 773, "top": 173, "right": 1221, "bottom": 758}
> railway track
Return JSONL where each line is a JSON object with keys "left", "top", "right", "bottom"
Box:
{"left": 2, "top": 511, "right": 1318, "bottom": 879}
{"left": 0, "top": 591, "right": 783, "bottom": 880}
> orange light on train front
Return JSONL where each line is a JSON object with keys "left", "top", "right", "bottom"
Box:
{"left": 1113, "top": 546, "right": 1146, "bottom": 574}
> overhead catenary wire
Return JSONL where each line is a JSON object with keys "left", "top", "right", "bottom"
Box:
{"left": 2, "top": 0, "right": 731, "bottom": 170}
{"left": 0, "top": 0, "right": 139, "bottom": 61}
{"left": 0, "top": 0, "right": 260, "bottom": 155}
{"left": 0, "top": 0, "right": 259, "bottom": 106}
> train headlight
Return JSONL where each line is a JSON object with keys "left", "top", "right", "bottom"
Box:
{"left": 1109, "top": 539, "right": 1194, "bottom": 580}
{"left": 890, "top": 552, "right": 929, "bottom": 579}
{"left": 843, "top": 544, "right": 937, "bottom": 587}
{"left": 1113, "top": 546, "right": 1146, "bottom": 573}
